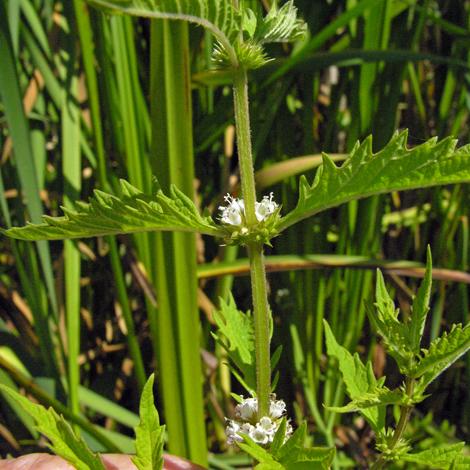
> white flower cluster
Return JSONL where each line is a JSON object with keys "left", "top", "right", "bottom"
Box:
{"left": 225, "top": 395, "right": 293, "bottom": 446}
{"left": 219, "top": 193, "right": 278, "bottom": 226}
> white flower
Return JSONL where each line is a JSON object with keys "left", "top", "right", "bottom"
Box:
{"left": 219, "top": 193, "right": 278, "bottom": 226}
{"left": 225, "top": 395, "right": 292, "bottom": 446}
{"left": 255, "top": 192, "right": 278, "bottom": 222}
{"left": 269, "top": 398, "right": 286, "bottom": 419}
{"left": 225, "top": 419, "right": 242, "bottom": 445}
{"left": 219, "top": 195, "right": 244, "bottom": 226}
{"left": 236, "top": 397, "right": 258, "bottom": 421}
{"left": 251, "top": 425, "right": 269, "bottom": 445}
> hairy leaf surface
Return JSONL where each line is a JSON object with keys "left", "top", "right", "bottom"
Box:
{"left": 323, "top": 321, "right": 386, "bottom": 434}
{"left": 0, "top": 385, "right": 107, "bottom": 470}
{"left": 3, "top": 179, "right": 223, "bottom": 240}
{"left": 252, "top": 1, "right": 307, "bottom": 45}
{"left": 212, "top": 294, "right": 257, "bottom": 393}
{"left": 277, "top": 131, "right": 470, "bottom": 232}
{"left": 365, "top": 270, "right": 413, "bottom": 372}
{"left": 86, "top": 0, "right": 241, "bottom": 47}
{"left": 411, "top": 324, "right": 470, "bottom": 392}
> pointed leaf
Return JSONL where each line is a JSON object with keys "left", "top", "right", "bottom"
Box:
{"left": 364, "top": 270, "right": 413, "bottom": 372}
{"left": 408, "top": 246, "right": 433, "bottom": 354}
{"left": 326, "top": 385, "right": 424, "bottom": 413}
{"left": 401, "top": 443, "right": 470, "bottom": 470}
{"left": 236, "top": 434, "right": 282, "bottom": 467}
{"left": 2, "top": 179, "right": 223, "bottom": 240}
{"left": 211, "top": 293, "right": 257, "bottom": 393}
{"left": 0, "top": 385, "right": 107, "bottom": 470}
{"left": 270, "top": 418, "right": 287, "bottom": 458}
{"left": 277, "top": 131, "right": 470, "bottom": 232}
{"left": 273, "top": 421, "right": 307, "bottom": 462}
{"left": 131, "top": 374, "right": 165, "bottom": 470}
{"left": 323, "top": 321, "right": 385, "bottom": 434}
{"left": 411, "top": 324, "right": 470, "bottom": 392}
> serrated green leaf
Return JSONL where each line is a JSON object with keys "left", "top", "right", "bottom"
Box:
{"left": 326, "top": 385, "right": 423, "bottom": 413}
{"left": 280, "top": 447, "right": 336, "bottom": 470}
{"left": 253, "top": 1, "right": 307, "bottom": 45}
{"left": 238, "top": 421, "right": 335, "bottom": 470}
{"left": 85, "top": 0, "right": 241, "bottom": 62}
{"left": 364, "top": 270, "right": 413, "bottom": 372}
{"left": 131, "top": 374, "right": 165, "bottom": 470}
{"left": 408, "top": 246, "right": 433, "bottom": 354}
{"left": 401, "top": 443, "right": 470, "bottom": 470}
{"left": 323, "top": 321, "right": 385, "bottom": 434}
{"left": 275, "top": 421, "right": 336, "bottom": 470}
{"left": 273, "top": 421, "right": 307, "bottom": 462}
{"left": 211, "top": 293, "right": 257, "bottom": 393}
{"left": 277, "top": 131, "right": 470, "bottom": 232}
{"left": 2, "top": 179, "right": 223, "bottom": 241}
{"left": 236, "top": 433, "right": 282, "bottom": 467}
{"left": 411, "top": 324, "right": 470, "bottom": 393}
{"left": 0, "top": 385, "right": 107, "bottom": 470}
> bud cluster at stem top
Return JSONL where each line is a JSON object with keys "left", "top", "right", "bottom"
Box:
{"left": 218, "top": 193, "right": 281, "bottom": 246}
{"left": 225, "top": 394, "right": 293, "bottom": 446}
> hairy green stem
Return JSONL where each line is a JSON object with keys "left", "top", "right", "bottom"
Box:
{"left": 233, "top": 67, "right": 271, "bottom": 417}
{"left": 369, "top": 378, "right": 415, "bottom": 470}
{"left": 248, "top": 244, "right": 271, "bottom": 418}
{"left": 233, "top": 70, "right": 257, "bottom": 225}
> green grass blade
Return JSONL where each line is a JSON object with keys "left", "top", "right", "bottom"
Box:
{"left": 0, "top": 0, "right": 61, "bottom": 382}
{"left": 149, "top": 19, "right": 207, "bottom": 466}
{"left": 58, "top": 1, "right": 82, "bottom": 431}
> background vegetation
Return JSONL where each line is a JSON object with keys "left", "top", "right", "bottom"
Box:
{"left": 1, "top": 0, "right": 470, "bottom": 468}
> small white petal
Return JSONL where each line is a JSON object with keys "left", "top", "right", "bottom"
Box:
{"left": 255, "top": 193, "right": 278, "bottom": 222}
{"left": 252, "top": 425, "right": 269, "bottom": 445}
{"left": 269, "top": 399, "right": 286, "bottom": 419}
{"left": 236, "top": 397, "right": 258, "bottom": 421}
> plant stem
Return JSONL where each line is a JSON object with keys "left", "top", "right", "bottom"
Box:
{"left": 248, "top": 244, "right": 271, "bottom": 418}
{"left": 233, "top": 70, "right": 257, "bottom": 226}
{"left": 233, "top": 68, "right": 271, "bottom": 417}
{"left": 369, "top": 378, "right": 415, "bottom": 470}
